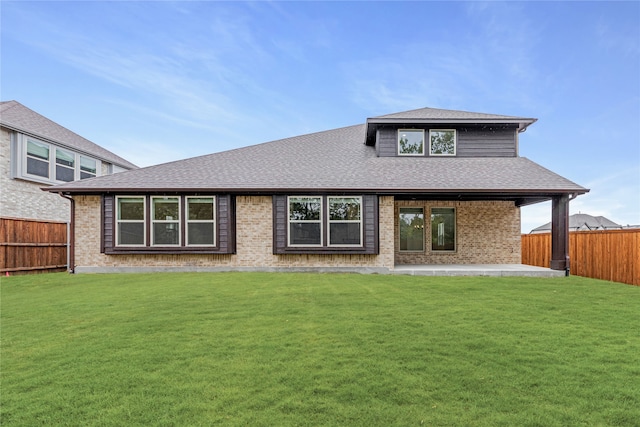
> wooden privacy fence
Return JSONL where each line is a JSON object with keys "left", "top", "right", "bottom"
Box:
{"left": 522, "top": 230, "right": 640, "bottom": 286}
{"left": 1, "top": 217, "right": 68, "bottom": 275}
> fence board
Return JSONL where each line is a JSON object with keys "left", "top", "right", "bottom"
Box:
{"left": 0, "top": 217, "right": 68, "bottom": 275}
{"left": 522, "top": 230, "right": 640, "bottom": 286}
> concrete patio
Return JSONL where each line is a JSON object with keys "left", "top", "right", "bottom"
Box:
{"left": 392, "top": 264, "right": 566, "bottom": 277}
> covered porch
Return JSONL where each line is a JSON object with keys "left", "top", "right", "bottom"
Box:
{"left": 392, "top": 264, "right": 565, "bottom": 277}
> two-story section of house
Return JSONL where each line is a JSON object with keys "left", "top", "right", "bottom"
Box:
{"left": 45, "top": 107, "right": 587, "bottom": 274}
{"left": 1, "top": 101, "right": 138, "bottom": 222}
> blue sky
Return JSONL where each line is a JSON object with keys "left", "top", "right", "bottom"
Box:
{"left": 2, "top": 1, "right": 638, "bottom": 233}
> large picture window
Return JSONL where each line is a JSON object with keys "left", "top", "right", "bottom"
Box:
{"left": 186, "top": 197, "right": 215, "bottom": 246}
{"left": 398, "top": 129, "right": 424, "bottom": 156}
{"left": 288, "top": 196, "right": 322, "bottom": 246}
{"left": 431, "top": 207, "right": 456, "bottom": 251}
{"left": 429, "top": 130, "right": 456, "bottom": 156}
{"left": 328, "top": 197, "right": 362, "bottom": 246}
{"left": 116, "top": 196, "right": 146, "bottom": 246}
{"left": 399, "top": 207, "right": 424, "bottom": 251}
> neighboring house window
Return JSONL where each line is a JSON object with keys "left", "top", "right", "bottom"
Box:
{"left": 399, "top": 207, "right": 424, "bottom": 251}
{"left": 398, "top": 129, "right": 424, "bottom": 156}
{"left": 288, "top": 196, "right": 323, "bottom": 246}
{"left": 431, "top": 207, "right": 456, "bottom": 251}
{"left": 105, "top": 194, "right": 234, "bottom": 254}
{"left": 15, "top": 135, "right": 101, "bottom": 184}
{"left": 328, "top": 196, "right": 362, "bottom": 246}
{"left": 26, "top": 139, "right": 50, "bottom": 178}
{"left": 116, "top": 196, "right": 146, "bottom": 246}
{"left": 80, "top": 156, "right": 97, "bottom": 179}
{"left": 152, "top": 196, "right": 181, "bottom": 246}
{"left": 274, "top": 195, "right": 377, "bottom": 255}
{"left": 186, "top": 197, "right": 215, "bottom": 246}
{"left": 429, "top": 130, "right": 456, "bottom": 156}
{"left": 55, "top": 148, "right": 75, "bottom": 182}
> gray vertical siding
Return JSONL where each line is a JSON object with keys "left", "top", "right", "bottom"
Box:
{"left": 376, "top": 126, "right": 517, "bottom": 157}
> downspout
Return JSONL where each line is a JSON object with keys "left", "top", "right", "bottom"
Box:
{"left": 59, "top": 193, "right": 75, "bottom": 274}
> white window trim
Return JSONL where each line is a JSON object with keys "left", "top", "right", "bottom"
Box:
{"left": 116, "top": 196, "right": 147, "bottom": 247}
{"left": 327, "top": 196, "right": 363, "bottom": 247}
{"left": 399, "top": 207, "right": 425, "bottom": 252}
{"left": 186, "top": 196, "right": 216, "bottom": 247}
{"left": 151, "top": 196, "right": 182, "bottom": 247}
{"left": 287, "top": 196, "right": 323, "bottom": 247}
{"left": 16, "top": 134, "right": 102, "bottom": 185}
{"left": 397, "top": 129, "right": 425, "bottom": 156}
{"left": 430, "top": 207, "right": 457, "bottom": 252}
{"left": 429, "top": 129, "right": 457, "bottom": 156}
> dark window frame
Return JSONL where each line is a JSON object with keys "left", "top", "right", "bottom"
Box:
{"left": 102, "top": 194, "right": 235, "bottom": 255}
{"left": 273, "top": 194, "right": 378, "bottom": 255}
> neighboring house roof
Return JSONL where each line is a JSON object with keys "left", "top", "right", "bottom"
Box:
{"left": 46, "top": 118, "right": 587, "bottom": 206}
{"left": 530, "top": 213, "right": 623, "bottom": 233}
{"left": 0, "top": 100, "right": 137, "bottom": 170}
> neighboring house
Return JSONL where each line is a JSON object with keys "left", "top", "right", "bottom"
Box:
{"left": 46, "top": 107, "right": 588, "bottom": 274}
{"left": 1, "top": 101, "right": 137, "bottom": 222}
{"left": 530, "top": 213, "right": 622, "bottom": 233}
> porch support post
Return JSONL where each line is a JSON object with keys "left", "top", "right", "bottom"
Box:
{"left": 550, "top": 194, "right": 570, "bottom": 273}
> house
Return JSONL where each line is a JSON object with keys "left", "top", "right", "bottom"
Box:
{"left": 530, "top": 213, "right": 622, "bottom": 233}
{"left": 1, "top": 100, "right": 138, "bottom": 223}
{"left": 45, "top": 107, "right": 588, "bottom": 274}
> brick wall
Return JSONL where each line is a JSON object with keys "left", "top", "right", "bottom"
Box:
{"left": 73, "top": 195, "right": 396, "bottom": 273}
{"left": 394, "top": 200, "right": 521, "bottom": 264}
{"left": 0, "top": 128, "right": 70, "bottom": 222}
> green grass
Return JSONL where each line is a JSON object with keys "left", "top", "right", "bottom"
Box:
{"left": 1, "top": 273, "right": 639, "bottom": 426}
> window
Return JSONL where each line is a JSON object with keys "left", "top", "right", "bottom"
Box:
{"left": 431, "top": 208, "right": 455, "bottom": 251}
{"left": 26, "top": 139, "right": 50, "bottom": 178}
{"left": 186, "top": 197, "right": 215, "bottom": 246}
{"left": 274, "top": 195, "right": 376, "bottom": 254}
{"left": 328, "top": 197, "right": 362, "bottom": 246}
{"left": 15, "top": 135, "right": 102, "bottom": 184}
{"left": 116, "top": 197, "right": 146, "bottom": 246}
{"left": 55, "top": 148, "right": 75, "bottom": 182}
{"left": 106, "top": 194, "right": 233, "bottom": 254}
{"left": 80, "top": 156, "right": 97, "bottom": 179}
{"left": 288, "top": 196, "right": 322, "bottom": 246}
{"left": 399, "top": 207, "right": 424, "bottom": 251}
{"left": 152, "top": 197, "right": 180, "bottom": 246}
{"left": 398, "top": 129, "right": 424, "bottom": 155}
{"left": 429, "top": 130, "right": 456, "bottom": 156}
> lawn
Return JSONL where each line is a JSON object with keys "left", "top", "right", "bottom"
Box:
{"left": 1, "top": 273, "right": 639, "bottom": 426}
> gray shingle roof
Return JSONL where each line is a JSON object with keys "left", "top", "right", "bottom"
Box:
{"left": 531, "top": 214, "right": 622, "bottom": 233}
{"left": 47, "top": 121, "right": 587, "bottom": 200}
{"left": 0, "top": 101, "right": 137, "bottom": 169}
{"left": 371, "top": 107, "right": 534, "bottom": 122}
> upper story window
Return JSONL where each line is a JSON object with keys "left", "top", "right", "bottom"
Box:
{"left": 398, "top": 129, "right": 424, "bottom": 156}
{"left": 429, "top": 130, "right": 456, "bottom": 156}
{"left": 14, "top": 134, "right": 101, "bottom": 184}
